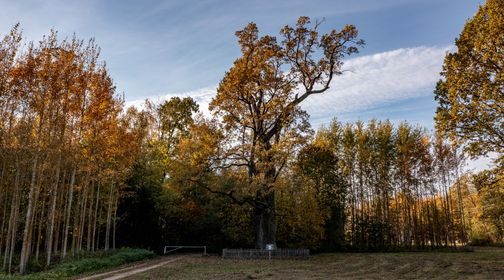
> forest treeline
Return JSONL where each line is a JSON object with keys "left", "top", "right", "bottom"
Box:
{"left": 0, "top": 27, "right": 141, "bottom": 273}
{"left": 0, "top": 0, "right": 503, "bottom": 275}
{"left": 116, "top": 108, "right": 502, "bottom": 253}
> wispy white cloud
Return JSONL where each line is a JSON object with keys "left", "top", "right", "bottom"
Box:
{"left": 127, "top": 45, "right": 451, "bottom": 125}
{"left": 125, "top": 87, "right": 217, "bottom": 116}
{"left": 304, "top": 45, "right": 452, "bottom": 126}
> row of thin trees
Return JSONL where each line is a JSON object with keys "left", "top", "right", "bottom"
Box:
{"left": 314, "top": 119, "right": 466, "bottom": 249}
{"left": 0, "top": 26, "right": 139, "bottom": 273}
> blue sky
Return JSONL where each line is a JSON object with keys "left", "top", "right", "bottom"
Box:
{"left": 1, "top": 0, "right": 491, "bottom": 170}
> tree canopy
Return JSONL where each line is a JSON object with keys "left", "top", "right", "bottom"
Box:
{"left": 435, "top": 0, "right": 504, "bottom": 159}
{"left": 208, "top": 16, "right": 364, "bottom": 248}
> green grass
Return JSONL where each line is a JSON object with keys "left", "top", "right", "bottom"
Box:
{"left": 0, "top": 248, "right": 155, "bottom": 280}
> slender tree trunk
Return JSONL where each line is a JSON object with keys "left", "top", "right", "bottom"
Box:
{"left": 426, "top": 197, "right": 433, "bottom": 248}
{"left": 53, "top": 170, "right": 66, "bottom": 254}
{"left": 19, "top": 153, "right": 39, "bottom": 274}
{"left": 105, "top": 183, "right": 114, "bottom": 251}
{"left": 78, "top": 184, "right": 89, "bottom": 251}
{"left": 45, "top": 155, "right": 61, "bottom": 266}
{"left": 0, "top": 187, "right": 7, "bottom": 258}
{"left": 35, "top": 192, "right": 46, "bottom": 261}
{"left": 0, "top": 160, "right": 7, "bottom": 254}
{"left": 72, "top": 183, "right": 83, "bottom": 255}
{"left": 62, "top": 166, "right": 76, "bottom": 258}
{"left": 6, "top": 202, "right": 19, "bottom": 274}
{"left": 349, "top": 170, "right": 356, "bottom": 246}
{"left": 112, "top": 193, "right": 118, "bottom": 250}
{"left": 91, "top": 183, "right": 100, "bottom": 252}
{"left": 30, "top": 175, "right": 43, "bottom": 258}
{"left": 3, "top": 158, "right": 21, "bottom": 272}
{"left": 86, "top": 182, "right": 95, "bottom": 251}
{"left": 454, "top": 160, "right": 466, "bottom": 244}
{"left": 96, "top": 204, "right": 102, "bottom": 251}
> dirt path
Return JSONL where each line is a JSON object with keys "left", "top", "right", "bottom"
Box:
{"left": 76, "top": 256, "right": 185, "bottom": 280}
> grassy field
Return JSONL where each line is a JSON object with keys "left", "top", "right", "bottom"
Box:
{"left": 122, "top": 247, "right": 504, "bottom": 280}
{"left": 0, "top": 248, "right": 155, "bottom": 280}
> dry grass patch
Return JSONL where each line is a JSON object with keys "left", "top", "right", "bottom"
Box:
{"left": 122, "top": 247, "right": 504, "bottom": 280}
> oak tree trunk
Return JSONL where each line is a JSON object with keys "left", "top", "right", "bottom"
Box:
{"left": 253, "top": 192, "right": 276, "bottom": 249}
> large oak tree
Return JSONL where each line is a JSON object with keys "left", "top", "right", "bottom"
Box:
{"left": 209, "top": 16, "right": 363, "bottom": 249}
